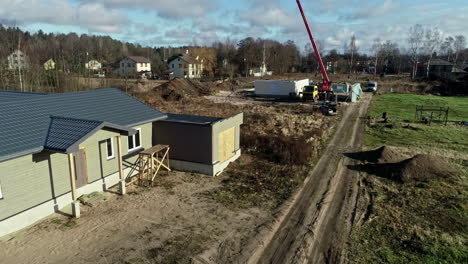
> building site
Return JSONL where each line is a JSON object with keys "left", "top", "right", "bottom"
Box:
{"left": 0, "top": 0, "right": 467, "bottom": 263}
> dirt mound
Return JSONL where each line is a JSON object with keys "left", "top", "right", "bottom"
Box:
{"left": 352, "top": 154, "right": 456, "bottom": 183}
{"left": 153, "top": 78, "right": 214, "bottom": 101}
{"left": 345, "top": 146, "right": 405, "bottom": 163}
{"left": 397, "top": 154, "right": 456, "bottom": 182}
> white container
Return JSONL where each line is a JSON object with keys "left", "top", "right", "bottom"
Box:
{"left": 254, "top": 79, "right": 309, "bottom": 98}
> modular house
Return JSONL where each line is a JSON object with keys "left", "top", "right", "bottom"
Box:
{"left": 154, "top": 113, "right": 243, "bottom": 176}
{"left": 0, "top": 89, "right": 242, "bottom": 237}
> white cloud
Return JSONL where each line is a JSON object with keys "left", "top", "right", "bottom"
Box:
{"left": 80, "top": 0, "right": 215, "bottom": 18}
{"left": 0, "top": 0, "right": 127, "bottom": 33}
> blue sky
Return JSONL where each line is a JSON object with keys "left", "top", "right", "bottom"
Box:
{"left": 1, "top": 0, "right": 467, "bottom": 53}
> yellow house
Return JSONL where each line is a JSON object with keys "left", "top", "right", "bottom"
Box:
{"left": 44, "top": 59, "right": 55, "bottom": 70}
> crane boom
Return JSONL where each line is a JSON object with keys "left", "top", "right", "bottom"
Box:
{"left": 296, "top": 0, "right": 332, "bottom": 92}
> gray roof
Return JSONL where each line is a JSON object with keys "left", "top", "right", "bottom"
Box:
{"left": 167, "top": 54, "right": 199, "bottom": 64}
{"left": 126, "top": 56, "right": 151, "bottom": 63}
{"left": 428, "top": 59, "right": 454, "bottom": 66}
{"left": 162, "top": 113, "right": 222, "bottom": 125}
{"left": 0, "top": 88, "right": 166, "bottom": 161}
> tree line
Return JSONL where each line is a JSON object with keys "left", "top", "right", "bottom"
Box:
{"left": 0, "top": 24, "right": 466, "bottom": 92}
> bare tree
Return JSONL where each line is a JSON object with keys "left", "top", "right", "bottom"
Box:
{"left": 423, "top": 27, "right": 442, "bottom": 77}
{"left": 453, "top": 35, "right": 466, "bottom": 65}
{"left": 440, "top": 36, "right": 455, "bottom": 62}
{"left": 371, "top": 38, "right": 382, "bottom": 76}
{"left": 407, "top": 24, "right": 424, "bottom": 79}
{"left": 344, "top": 34, "right": 358, "bottom": 75}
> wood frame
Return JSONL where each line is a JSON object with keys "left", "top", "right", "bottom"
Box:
{"left": 137, "top": 145, "right": 171, "bottom": 186}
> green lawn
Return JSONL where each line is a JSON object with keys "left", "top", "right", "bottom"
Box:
{"left": 369, "top": 93, "right": 468, "bottom": 122}
{"left": 366, "top": 94, "right": 468, "bottom": 153}
{"left": 349, "top": 93, "right": 468, "bottom": 264}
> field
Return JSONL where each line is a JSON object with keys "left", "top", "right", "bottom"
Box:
{"left": 347, "top": 93, "right": 468, "bottom": 263}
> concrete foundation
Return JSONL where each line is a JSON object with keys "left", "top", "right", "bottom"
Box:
{"left": 71, "top": 201, "right": 80, "bottom": 218}
{"left": 119, "top": 180, "right": 126, "bottom": 195}
{"left": 170, "top": 149, "right": 241, "bottom": 176}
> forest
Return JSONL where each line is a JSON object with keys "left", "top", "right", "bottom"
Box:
{"left": 0, "top": 24, "right": 466, "bottom": 92}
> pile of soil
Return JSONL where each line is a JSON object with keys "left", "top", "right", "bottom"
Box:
{"left": 397, "top": 154, "right": 456, "bottom": 182}
{"left": 154, "top": 78, "right": 214, "bottom": 101}
{"left": 346, "top": 146, "right": 405, "bottom": 163}
{"left": 355, "top": 154, "right": 456, "bottom": 183}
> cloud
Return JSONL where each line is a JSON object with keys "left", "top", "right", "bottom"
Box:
{"left": 340, "top": 0, "right": 399, "bottom": 21}
{"left": 0, "top": 0, "right": 127, "bottom": 33}
{"left": 80, "top": 0, "right": 215, "bottom": 18}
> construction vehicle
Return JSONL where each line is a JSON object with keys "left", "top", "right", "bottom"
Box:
{"left": 320, "top": 101, "right": 337, "bottom": 116}
{"left": 296, "top": 0, "right": 333, "bottom": 99}
{"left": 300, "top": 84, "right": 319, "bottom": 102}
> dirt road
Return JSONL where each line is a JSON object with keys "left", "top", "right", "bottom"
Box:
{"left": 248, "top": 94, "right": 372, "bottom": 264}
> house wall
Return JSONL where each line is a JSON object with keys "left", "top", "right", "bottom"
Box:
{"left": 152, "top": 122, "right": 212, "bottom": 164}
{"left": 119, "top": 58, "right": 151, "bottom": 76}
{"left": 0, "top": 122, "right": 153, "bottom": 235}
{"left": 136, "top": 62, "right": 151, "bottom": 72}
{"left": 168, "top": 58, "right": 202, "bottom": 78}
{"left": 212, "top": 113, "right": 243, "bottom": 164}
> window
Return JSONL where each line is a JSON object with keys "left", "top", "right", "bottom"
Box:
{"left": 106, "top": 138, "right": 114, "bottom": 160}
{"left": 121, "top": 62, "right": 124, "bottom": 67}
{"left": 127, "top": 128, "right": 142, "bottom": 152}
{"left": 172, "top": 64, "right": 174, "bottom": 68}
{"left": 0, "top": 180, "right": 3, "bottom": 199}
{"left": 127, "top": 63, "right": 131, "bottom": 67}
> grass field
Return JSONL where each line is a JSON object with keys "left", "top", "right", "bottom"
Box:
{"left": 366, "top": 94, "right": 468, "bottom": 153}
{"left": 348, "top": 93, "right": 468, "bottom": 264}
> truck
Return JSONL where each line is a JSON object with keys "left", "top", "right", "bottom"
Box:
{"left": 300, "top": 84, "right": 319, "bottom": 102}
{"left": 367, "top": 81, "right": 378, "bottom": 92}
{"left": 254, "top": 79, "right": 309, "bottom": 98}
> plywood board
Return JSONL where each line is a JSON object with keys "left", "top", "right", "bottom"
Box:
{"left": 218, "top": 127, "right": 235, "bottom": 163}
{"left": 74, "top": 149, "right": 89, "bottom": 188}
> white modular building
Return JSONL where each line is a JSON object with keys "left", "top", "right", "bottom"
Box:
{"left": 254, "top": 79, "right": 309, "bottom": 98}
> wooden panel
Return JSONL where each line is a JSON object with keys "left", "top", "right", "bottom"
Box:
{"left": 74, "top": 149, "right": 88, "bottom": 188}
{"left": 218, "top": 127, "right": 235, "bottom": 163}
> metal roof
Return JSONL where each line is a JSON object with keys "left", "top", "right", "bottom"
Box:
{"left": 0, "top": 88, "right": 166, "bottom": 162}
{"left": 126, "top": 56, "right": 151, "bottom": 63}
{"left": 44, "top": 117, "right": 103, "bottom": 152}
{"left": 162, "top": 113, "right": 222, "bottom": 125}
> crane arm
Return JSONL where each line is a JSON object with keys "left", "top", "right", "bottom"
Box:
{"left": 296, "top": 0, "right": 332, "bottom": 91}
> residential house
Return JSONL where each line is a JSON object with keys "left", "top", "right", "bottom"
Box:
{"left": 43, "top": 59, "right": 55, "bottom": 70}
{"left": 0, "top": 89, "right": 243, "bottom": 237}
{"left": 85, "top": 60, "right": 102, "bottom": 71}
{"left": 167, "top": 51, "right": 204, "bottom": 78}
{"left": 416, "top": 59, "right": 454, "bottom": 79}
{"left": 7, "top": 50, "right": 29, "bottom": 70}
{"left": 117, "top": 56, "right": 152, "bottom": 78}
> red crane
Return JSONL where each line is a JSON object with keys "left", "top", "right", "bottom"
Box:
{"left": 296, "top": 0, "right": 332, "bottom": 93}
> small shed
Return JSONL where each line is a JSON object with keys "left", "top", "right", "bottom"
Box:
{"left": 153, "top": 113, "right": 243, "bottom": 176}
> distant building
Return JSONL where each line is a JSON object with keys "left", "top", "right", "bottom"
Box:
{"left": 117, "top": 56, "right": 151, "bottom": 77}
{"left": 43, "top": 59, "right": 55, "bottom": 70}
{"left": 85, "top": 60, "right": 102, "bottom": 71}
{"left": 7, "top": 50, "right": 29, "bottom": 70}
{"left": 167, "top": 50, "right": 203, "bottom": 78}
{"left": 416, "top": 59, "right": 454, "bottom": 79}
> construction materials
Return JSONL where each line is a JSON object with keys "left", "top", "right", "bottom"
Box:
{"left": 254, "top": 79, "right": 309, "bottom": 98}
{"left": 137, "top": 144, "right": 171, "bottom": 186}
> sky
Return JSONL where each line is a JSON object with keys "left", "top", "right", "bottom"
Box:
{"left": 0, "top": 0, "right": 467, "bottom": 53}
